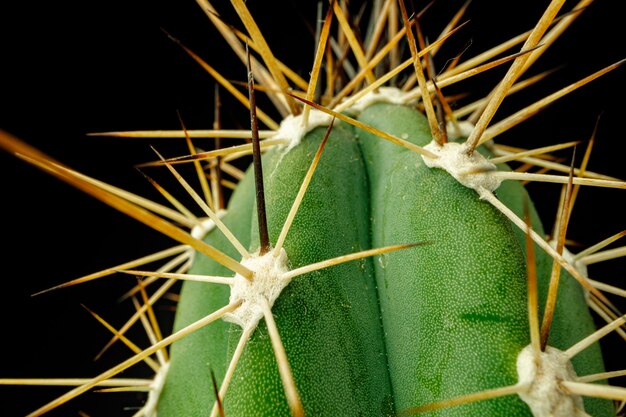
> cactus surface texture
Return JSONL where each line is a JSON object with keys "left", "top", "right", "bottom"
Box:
{"left": 1, "top": 1, "right": 626, "bottom": 416}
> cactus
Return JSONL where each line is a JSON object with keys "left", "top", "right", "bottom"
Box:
{"left": 2, "top": 1, "right": 626, "bottom": 416}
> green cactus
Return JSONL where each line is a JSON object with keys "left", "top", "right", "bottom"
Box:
{"left": 1, "top": 1, "right": 626, "bottom": 416}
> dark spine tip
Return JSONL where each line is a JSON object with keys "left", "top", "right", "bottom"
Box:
{"left": 247, "top": 44, "right": 270, "bottom": 255}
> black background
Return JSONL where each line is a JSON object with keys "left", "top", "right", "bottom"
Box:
{"left": 1, "top": 1, "right": 625, "bottom": 415}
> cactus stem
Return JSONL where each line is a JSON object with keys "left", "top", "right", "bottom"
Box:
{"left": 3, "top": 2, "right": 625, "bottom": 414}
{"left": 399, "top": 309, "right": 626, "bottom": 416}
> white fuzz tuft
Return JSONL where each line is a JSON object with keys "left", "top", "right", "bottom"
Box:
{"left": 272, "top": 109, "right": 335, "bottom": 151}
{"left": 347, "top": 86, "right": 416, "bottom": 113}
{"left": 143, "top": 361, "right": 170, "bottom": 417}
{"left": 550, "top": 243, "right": 589, "bottom": 279}
{"left": 422, "top": 140, "right": 501, "bottom": 192}
{"left": 190, "top": 212, "right": 227, "bottom": 241}
{"left": 224, "top": 248, "right": 291, "bottom": 330}
{"left": 516, "top": 345, "right": 585, "bottom": 416}
{"left": 548, "top": 244, "right": 591, "bottom": 303}
{"left": 446, "top": 120, "right": 476, "bottom": 140}
{"left": 188, "top": 211, "right": 227, "bottom": 262}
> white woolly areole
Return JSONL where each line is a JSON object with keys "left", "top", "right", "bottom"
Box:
{"left": 223, "top": 248, "right": 290, "bottom": 329}
{"left": 143, "top": 361, "right": 170, "bottom": 417}
{"left": 548, "top": 243, "right": 591, "bottom": 303}
{"left": 422, "top": 140, "right": 502, "bottom": 192}
{"left": 190, "top": 211, "right": 226, "bottom": 241}
{"left": 550, "top": 243, "right": 589, "bottom": 279}
{"left": 272, "top": 109, "right": 335, "bottom": 151}
{"left": 446, "top": 120, "right": 476, "bottom": 140}
{"left": 516, "top": 345, "right": 585, "bottom": 417}
{"left": 347, "top": 86, "right": 416, "bottom": 113}
{"left": 188, "top": 211, "right": 227, "bottom": 262}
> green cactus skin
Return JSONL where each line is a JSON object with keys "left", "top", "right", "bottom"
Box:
{"left": 158, "top": 121, "right": 394, "bottom": 416}
{"left": 224, "top": 121, "right": 393, "bottom": 416}
{"left": 358, "top": 102, "right": 532, "bottom": 416}
{"left": 357, "top": 101, "right": 613, "bottom": 416}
